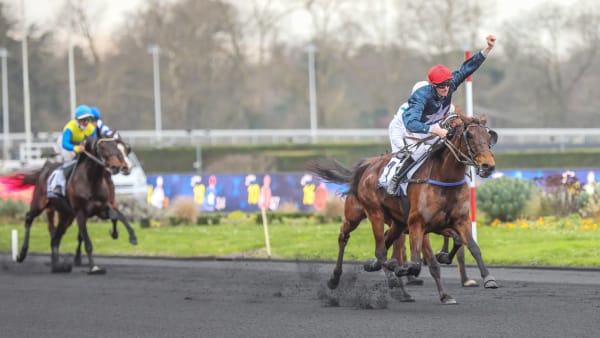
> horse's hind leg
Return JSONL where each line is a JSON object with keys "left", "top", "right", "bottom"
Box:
{"left": 50, "top": 215, "right": 73, "bottom": 273}
{"left": 109, "top": 207, "right": 138, "bottom": 245}
{"left": 74, "top": 232, "right": 84, "bottom": 266}
{"left": 421, "top": 235, "right": 456, "bottom": 304}
{"left": 328, "top": 196, "right": 364, "bottom": 290}
{"left": 17, "top": 206, "right": 44, "bottom": 263}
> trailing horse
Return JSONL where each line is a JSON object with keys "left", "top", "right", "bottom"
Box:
{"left": 307, "top": 112, "right": 497, "bottom": 304}
{"left": 4, "top": 134, "right": 134, "bottom": 274}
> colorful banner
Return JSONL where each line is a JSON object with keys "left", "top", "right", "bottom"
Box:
{"left": 146, "top": 172, "right": 345, "bottom": 212}
{"left": 2, "top": 168, "right": 599, "bottom": 212}
{"left": 146, "top": 168, "right": 600, "bottom": 212}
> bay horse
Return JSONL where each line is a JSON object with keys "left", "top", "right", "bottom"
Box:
{"left": 307, "top": 112, "right": 497, "bottom": 304}
{"left": 6, "top": 133, "right": 135, "bottom": 273}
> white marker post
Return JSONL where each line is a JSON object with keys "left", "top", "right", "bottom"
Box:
{"left": 260, "top": 208, "right": 272, "bottom": 258}
{"left": 11, "top": 229, "right": 18, "bottom": 261}
{"left": 465, "top": 50, "right": 477, "bottom": 243}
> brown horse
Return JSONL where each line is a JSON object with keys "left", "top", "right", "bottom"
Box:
{"left": 307, "top": 112, "right": 497, "bottom": 304}
{"left": 7, "top": 134, "right": 133, "bottom": 273}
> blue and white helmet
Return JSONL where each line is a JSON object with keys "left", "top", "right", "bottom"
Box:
{"left": 91, "top": 106, "right": 101, "bottom": 120}
{"left": 75, "top": 105, "right": 93, "bottom": 120}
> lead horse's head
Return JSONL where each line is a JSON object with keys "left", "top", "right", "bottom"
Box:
{"left": 85, "top": 133, "right": 131, "bottom": 175}
{"left": 441, "top": 113, "right": 497, "bottom": 178}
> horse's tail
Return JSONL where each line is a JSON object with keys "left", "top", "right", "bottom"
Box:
{"left": 306, "top": 158, "right": 370, "bottom": 197}
{"left": 306, "top": 158, "right": 354, "bottom": 185}
{"left": 0, "top": 170, "right": 40, "bottom": 192}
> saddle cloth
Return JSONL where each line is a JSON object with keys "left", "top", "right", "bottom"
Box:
{"left": 378, "top": 156, "right": 426, "bottom": 196}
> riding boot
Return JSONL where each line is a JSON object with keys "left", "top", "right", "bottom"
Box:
{"left": 386, "top": 157, "right": 415, "bottom": 196}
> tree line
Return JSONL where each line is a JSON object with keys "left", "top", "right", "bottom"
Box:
{"left": 0, "top": 0, "right": 599, "bottom": 138}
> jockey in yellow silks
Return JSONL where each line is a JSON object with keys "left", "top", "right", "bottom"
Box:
{"left": 48, "top": 104, "right": 97, "bottom": 198}
{"left": 58, "top": 105, "right": 97, "bottom": 162}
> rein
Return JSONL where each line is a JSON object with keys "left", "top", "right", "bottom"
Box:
{"left": 81, "top": 138, "right": 118, "bottom": 174}
{"left": 405, "top": 117, "right": 491, "bottom": 187}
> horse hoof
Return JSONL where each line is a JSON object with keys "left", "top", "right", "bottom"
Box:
{"left": 407, "top": 264, "right": 421, "bottom": 277}
{"left": 406, "top": 276, "right": 424, "bottom": 286}
{"left": 463, "top": 279, "right": 479, "bottom": 287}
{"left": 88, "top": 265, "right": 107, "bottom": 275}
{"left": 483, "top": 275, "right": 498, "bottom": 289}
{"left": 16, "top": 255, "right": 25, "bottom": 263}
{"left": 129, "top": 237, "right": 138, "bottom": 246}
{"left": 110, "top": 230, "right": 119, "bottom": 240}
{"left": 327, "top": 278, "right": 339, "bottom": 290}
{"left": 435, "top": 252, "right": 451, "bottom": 264}
{"left": 363, "top": 259, "right": 382, "bottom": 272}
{"left": 383, "top": 258, "right": 399, "bottom": 271}
{"left": 440, "top": 295, "right": 457, "bottom": 305}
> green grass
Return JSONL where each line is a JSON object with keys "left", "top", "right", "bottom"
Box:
{"left": 1, "top": 221, "right": 599, "bottom": 267}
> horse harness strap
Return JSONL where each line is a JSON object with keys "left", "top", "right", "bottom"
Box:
{"left": 407, "top": 177, "right": 467, "bottom": 187}
{"left": 81, "top": 148, "right": 113, "bottom": 173}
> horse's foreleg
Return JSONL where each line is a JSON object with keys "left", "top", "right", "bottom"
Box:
{"left": 396, "top": 222, "right": 423, "bottom": 278}
{"left": 109, "top": 207, "right": 138, "bottom": 245}
{"left": 456, "top": 245, "right": 477, "bottom": 287}
{"left": 436, "top": 232, "right": 462, "bottom": 264}
{"left": 463, "top": 231, "right": 498, "bottom": 289}
{"left": 76, "top": 213, "right": 105, "bottom": 275}
{"left": 422, "top": 235, "right": 456, "bottom": 304}
{"left": 388, "top": 232, "right": 424, "bottom": 286}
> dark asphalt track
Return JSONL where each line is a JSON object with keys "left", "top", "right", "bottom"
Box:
{"left": 1, "top": 253, "right": 599, "bottom": 338}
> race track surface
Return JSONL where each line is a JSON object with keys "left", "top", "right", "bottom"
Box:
{"left": 1, "top": 253, "right": 599, "bottom": 338}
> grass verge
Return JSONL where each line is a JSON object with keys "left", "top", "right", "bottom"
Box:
{"left": 0, "top": 220, "right": 599, "bottom": 267}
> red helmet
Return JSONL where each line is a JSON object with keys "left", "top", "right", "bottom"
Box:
{"left": 427, "top": 64, "right": 452, "bottom": 84}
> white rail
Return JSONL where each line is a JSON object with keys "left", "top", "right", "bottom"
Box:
{"left": 2, "top": 128, "right": 600, "bottom": 150}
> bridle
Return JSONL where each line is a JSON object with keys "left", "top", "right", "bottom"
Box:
{"left": 442, "top": 115, "right": 497, "bottom": 173}
{"left": 81, "top": 137, "right": 122, "bottom": 174}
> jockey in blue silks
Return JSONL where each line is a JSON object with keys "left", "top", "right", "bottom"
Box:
{"left": 385, "top": 34, "right": 497, "bottom": 196}
{"left": 91, "top": 106, "right": 114, "bottom": 136}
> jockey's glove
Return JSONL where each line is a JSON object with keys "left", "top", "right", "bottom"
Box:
{"left": 74, "top": 145, "right": 84, "bottom": 153}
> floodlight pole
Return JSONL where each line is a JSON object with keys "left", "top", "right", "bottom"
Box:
{"left": 147, "top": 45, "right": 162, "bottom": 141}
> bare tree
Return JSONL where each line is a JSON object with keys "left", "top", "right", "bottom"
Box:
{"left": 500, "top": 0, "right": 600, "bottom": 126}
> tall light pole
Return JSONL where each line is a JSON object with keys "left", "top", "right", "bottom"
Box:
{"left": 147, "top": 45, "right": 162, "bottom": 141}
{"left": 0, "top": 48, "right": 9, "bottom": 164}
{"left": 306, "top": 43, "right": 318, "bottom": 143}
{"left": 68, "top": 3, "right": 76, "bottom": 119}
{"left": 21, "top": 0, "right": 32, "bottom": 162}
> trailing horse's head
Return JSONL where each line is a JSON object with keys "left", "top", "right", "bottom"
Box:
{"left": 443, "top": 114, "right": 496, "bottom": 178}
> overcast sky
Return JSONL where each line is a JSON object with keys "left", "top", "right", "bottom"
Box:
{"left": 5, "top": 0, "right": 580, "bottom": 52}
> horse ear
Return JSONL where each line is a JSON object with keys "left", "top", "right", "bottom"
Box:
{"left": 488, "top": 129, "right": 498, "bottom": 146}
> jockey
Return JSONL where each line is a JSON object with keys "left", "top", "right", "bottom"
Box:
{"left": 91, "top": 106, "right": 114, "bottom": 136}
{"left": 48, "top": 105, "right": 97, "bottom": 198}
{"left": 58, "top": 104, "right": 97, "bottom": 162}
{"left": 385, "top": 34, "right": 496, "bottom": 196}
